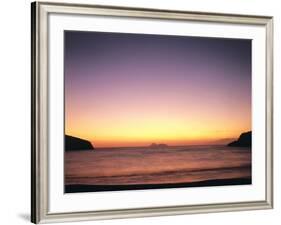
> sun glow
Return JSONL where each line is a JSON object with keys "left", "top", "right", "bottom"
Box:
{"left": 65, "top": 103, "right": 250, "bottom": 147}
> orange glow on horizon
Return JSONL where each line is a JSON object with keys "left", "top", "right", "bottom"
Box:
{"left": 65, "top": 104, "right": 251, "bottom": 147}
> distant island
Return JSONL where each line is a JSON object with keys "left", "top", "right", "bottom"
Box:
{"left": 65, "top": 135, "right": 94, "bottom": 151}
{"left": 149, "top": 143, "right": 168, "bottom": 149}
{"left": 227, "top": 131, "right": 251, "bottom": 147}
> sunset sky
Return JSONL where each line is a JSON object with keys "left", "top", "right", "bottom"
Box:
{"left": 64, "top": 31, "right": 251, "bottom": 148}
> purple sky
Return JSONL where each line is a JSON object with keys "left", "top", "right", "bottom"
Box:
{"left": 64, "top": 31, "right": 251, "bottom": 147}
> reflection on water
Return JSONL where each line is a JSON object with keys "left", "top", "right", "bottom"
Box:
{"left": 65, "top": 145, "right": 251, "bottom": 185}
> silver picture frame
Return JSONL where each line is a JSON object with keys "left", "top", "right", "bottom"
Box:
{"left": 31, "top": 1, "right": 273, "bottom": 223}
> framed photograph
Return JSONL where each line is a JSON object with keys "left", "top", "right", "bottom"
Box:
{"left": 31, "top": 1, "right": 273, "bottom": 223}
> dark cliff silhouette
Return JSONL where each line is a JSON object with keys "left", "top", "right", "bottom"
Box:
{"left": 65, "top": 135, "right": 94, "bottom": 151}
{"left": 149, "top": 143, "right": 168, "bottom": 149}
{"left": 228, "top": 131, "right": 251, "bottom": 147}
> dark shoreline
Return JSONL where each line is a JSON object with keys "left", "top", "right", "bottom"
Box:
{"left": 65, "top": 177, "right": 251, "bottom": 193}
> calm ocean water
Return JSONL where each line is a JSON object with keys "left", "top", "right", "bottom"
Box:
{"left": 65, "top": 145, "right": 251, "bottom": 186}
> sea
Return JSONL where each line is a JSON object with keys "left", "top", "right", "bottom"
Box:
{"left": 65, "top": 145, "right": 251, "bottom": 188}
